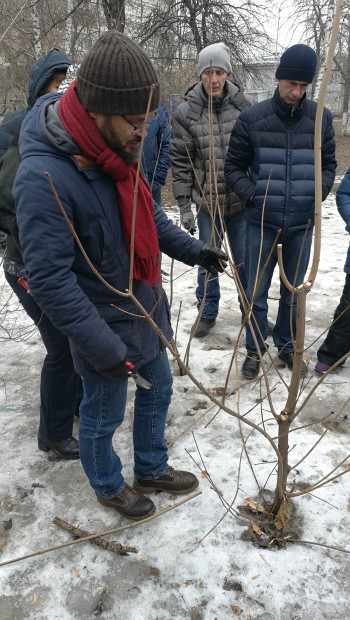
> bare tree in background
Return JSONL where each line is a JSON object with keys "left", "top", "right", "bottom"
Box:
{"left": 132, "top": 0, "right": 272, "bottom": 81}
{"left": 0, "top": 0, "right": 106, "bottom": 112}
{"left": 291, "top": 0, "right": 350, "bottom": 131}
{"left": 101, "top": 0, "right": 125, "bottom": 31}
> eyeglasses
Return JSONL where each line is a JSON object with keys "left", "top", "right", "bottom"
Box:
{"left": 121, "top": 111, "right": 159, "bottom": 134}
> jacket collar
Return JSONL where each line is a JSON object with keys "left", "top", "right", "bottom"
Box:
{"left": 273, "top": 87, "right": 306, "bottom": 120}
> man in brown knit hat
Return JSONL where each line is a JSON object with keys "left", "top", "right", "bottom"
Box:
{"left": 14, "top": 31, "right": 227, "bottom": 520}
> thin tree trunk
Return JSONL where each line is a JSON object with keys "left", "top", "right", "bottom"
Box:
{"left": 65, "top": 0, "right": 73, "bottom": 56}
{"left": 32, "top": 4, "right": 42, "bottom": 58}
{"left": 313, "top": 0, "right": 335, "bottom": 101}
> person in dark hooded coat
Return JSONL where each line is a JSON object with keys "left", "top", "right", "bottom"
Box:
{"left": 0, "top": 49, "right": 82, "bottom": 460}
{"left": 0, "top": 48, "right": 71, "bottom": 157}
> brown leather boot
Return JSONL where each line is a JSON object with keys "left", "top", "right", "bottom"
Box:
{"left": 96, "top": 484, "right": 155, "bottom": 520}
{"left": 133, "top": 466, "right": 199, "bottom": 495}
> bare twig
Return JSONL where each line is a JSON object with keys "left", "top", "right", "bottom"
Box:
{"left": 288, "top": 539, "right": 350, "bottom": 554}
{"left": 53, "top": 517, "right": 137, "bottom": 555}
{"left": 0, "top": 491, "right": 202, "bottom": 568}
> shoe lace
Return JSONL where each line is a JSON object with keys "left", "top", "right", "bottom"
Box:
{"left": 118, "top": 483, "right": 135, "bottom": 500}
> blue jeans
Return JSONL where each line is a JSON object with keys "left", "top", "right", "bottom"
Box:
{"left": 5, "top": 271, "right": 81, "bottom": 440}
{"left": 245, "top": 223, "right": 313, "bottom": 354}
{"left": 196, "top": 210, "right": 246, "bottom": 319}
{"left": 79, "top": 350, "right": 172, "bottom": 498}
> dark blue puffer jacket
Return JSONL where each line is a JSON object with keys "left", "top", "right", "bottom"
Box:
{"left": 224, "top": 88, "right": 336, "bottom": 234}
{"left": 0, "top": 49, "right": 71, "bottom": 157}
{"left": 14, "top": 93, "right": 203, "bottom": 378}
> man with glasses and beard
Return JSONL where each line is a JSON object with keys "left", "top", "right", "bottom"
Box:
{"left": 14, "top": 31, "right": 227, "bottom": 520}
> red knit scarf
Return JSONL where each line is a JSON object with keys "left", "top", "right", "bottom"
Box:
{"left": 58, "top": 80, "right": 160, "bottom": 286}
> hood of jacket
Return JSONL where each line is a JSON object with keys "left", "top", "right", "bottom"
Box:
{"left": 19, "top": 92, "right": 79, "bottom": 161}
{"left": 27, "top": 49, "right": 71, "bottom": 110}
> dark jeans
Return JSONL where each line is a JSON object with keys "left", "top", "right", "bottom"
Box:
{"left": 317, "top": 273, "right": 350, "bottom": 365}
{"left": 79, "top": 351, "right": 172, "bottom": 498}
{"left": 245, "top": 223, "right": 313, "bottom": 354}
{"left": 5, "top": 271, "right": 82, "bottom": 440}
{"left": 196, "top": 210, "right": 247, "bottom": 319}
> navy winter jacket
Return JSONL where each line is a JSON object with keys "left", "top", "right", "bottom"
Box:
{"left": 14, "top": 94, "right": 203, "bottom": 378}
{"left": 0, "top": 49, "right": 71, "bottom": 157}
{"left": 141, "top": 107, "right": 171, "bottom": 201}
{"left": 224, "top": 88, "right": 336, "bottom": 234}
{"left": 336, "top": 167, "right": 350, "bottom": 274}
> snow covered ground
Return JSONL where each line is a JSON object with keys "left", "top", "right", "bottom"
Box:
{"left": 0, "top": 194, "right": 349, "bottom": 620}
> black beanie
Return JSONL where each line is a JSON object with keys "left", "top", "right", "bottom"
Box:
{"left": 275, "top": 44, "right": 317, "bottom": 84}
{"left": 76, "top": 31, "right": 160, "bottom": 114}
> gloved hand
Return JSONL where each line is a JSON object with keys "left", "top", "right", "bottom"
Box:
{"left": 196, "top": 242, "right": 228, "bottom": 274}
{"left": 96, "top": 356, "right": 129, "bottom": 381}
{"left": 179, "top": 201, "right": 196, "bottom": 235}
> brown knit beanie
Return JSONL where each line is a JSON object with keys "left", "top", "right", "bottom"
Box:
{"left": 76, "top": 30, "right": 160, "bottom": 114}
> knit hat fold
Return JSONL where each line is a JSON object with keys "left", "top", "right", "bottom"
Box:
{"left": 197, "top": 42, "right": 232, "bottom": 77}
{"left": 76, "top": 31, "right": 160, "bottom": 114}
{"left": 275, "top": 44, "right": 317, "bottom": 84}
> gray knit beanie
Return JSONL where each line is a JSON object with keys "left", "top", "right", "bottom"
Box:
{"left": 276, "top": 44, "right": 317, "bottom": 83}
{"left": 76, "top": 30, "right": 160, "bottom": 114}
{"left": 197, "top": 42, "right": 232, "bottom": 77}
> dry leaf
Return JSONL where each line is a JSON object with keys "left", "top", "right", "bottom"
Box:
{"left": 141, "top": 557, "right": 149, "bottom": 561}
{"left": 192, "top": 401, "right": 208, "bottom": 411}
{"left": 96, "top": 587, "right": 106, "bottom": 591}
{"left": 186, "top": 579, "right": 193, "bottom": 585}
{"left": 74, "top": 569, "right": 80, "bottom": 578}
{"left": 199, "top": 541, "right": 204, "bottom": 547}
{"left": 0, "top": 530, "right": 9, "bottom": 551}
{"left": 344, "top": 464, "right": 350, "bottom": 470}
{"left": 246, "top": 608, "right": 250, "bottom": 618}
{"left": 196, "top": 579, "right": 201, "bottom": 586}
{"left": 251, "top": 522, "right": 261, "bottom": 535}
{"left": 275, "top": 498, "right": 291, "bottom": 530}
{"left": 30, "top": 593, "right": 37, "bottom": 606}
{"left": 251, "top": 575, "right": 259, "bottom": 580}
{"left": 260, "top": 554, "right": 266, "bottom": 563}
{"left": 201, "top": 470, "right": 210, "bottom": 478}
{"left": 231, "top": 605, "right": 241, "bottom": 615}
{"left": 0, "top": 501, "right": 3, "bottom": 508}
{"left": 243, "top": 498, "right": 265, "bottom": 513}
{"left": 348, "top": 505, "right": 350, "bottom": 511}
{"left": 150, "top": 567, "right": 159, "bottom": 576}
{"left": 334, "top": 556, "right": 341, "bottom": 560}
{"left": 0, "top": 519, "right": 12, "bottom": 551}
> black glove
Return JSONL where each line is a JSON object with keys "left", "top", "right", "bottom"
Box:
{"left": 178, "top": 200, "right": 197, "bottom": 235}
{"left": 196, "top": 242, "right": 228, "bottom": 274}
{"left": 96, "top": 356, "right": 129, "bottom": 381}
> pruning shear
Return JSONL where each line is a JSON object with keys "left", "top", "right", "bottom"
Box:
{"left": 126, "top": 361, "right": 151, "bottom": 389}
{"left": 18, "top": 277, "right": 30, "bottom": 293}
